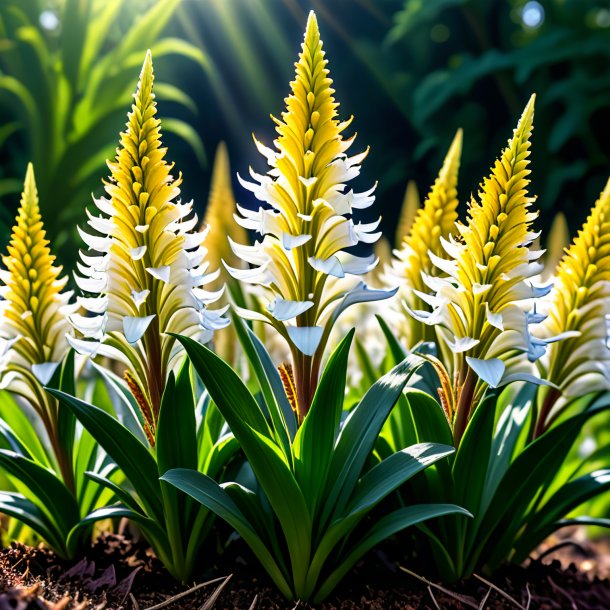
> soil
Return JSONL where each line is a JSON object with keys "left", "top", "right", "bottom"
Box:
{"left": 0, "top": 529, "right": 608, "bottom": 610}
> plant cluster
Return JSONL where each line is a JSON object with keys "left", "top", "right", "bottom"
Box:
{"left": 0, "top": 9, "right": 608, "bottom": 604}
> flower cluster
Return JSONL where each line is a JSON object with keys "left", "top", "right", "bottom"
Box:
{"left": 0, "top": 164, "right": 74, "bottom": 400}
{"left": 390, "top": 130, "right": 462, "bottom": 349}
{"left": 536, "top": 179, "right": 610, "bottom": 416}
{"left": 227, "top": 12, "right": 394, "bottom": 414}
{"left": 70, "top": 51, "right": 227, "bottom": 436}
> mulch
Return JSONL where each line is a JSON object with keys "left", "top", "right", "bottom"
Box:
{"left": 0, "top": 529, "right": 608, "bottom": 609}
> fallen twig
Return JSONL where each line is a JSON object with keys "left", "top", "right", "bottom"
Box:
{"left": 547, "top": 576, "right": 577, "bottom": 610}
{"left": 524, "top": 583, "right": 532, "bottom": 610}
{"left": 248, "top": 594, "right": 258, "bottom": 610}
{"left": 130, "top": 593, "right": 140, "bottom": 610}
{"left": 144, "top": 575, "right": 228, "bottom": 610}
{"left": 200, "top": 575, "right": 233, "bottom": 610}
{"left": 477, "top": 587, "right": 491, "bottom": 610}
{"left": 428, "top": 585, "right": 441, "bottom": 609}
{"left": 399, "top": 565, "right": 478, "bottom": 609}
{"left": 473, "top": 573, "right": 525, "bottom": 609}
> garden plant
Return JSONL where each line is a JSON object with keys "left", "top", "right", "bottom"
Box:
{"left": 0, "top": 4, "right": 608, "bottom": 608}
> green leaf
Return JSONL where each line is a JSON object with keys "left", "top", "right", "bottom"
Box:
{"left": 347, "top": 443, "right": 455, "bottom": 518}
{"left": 46, "top": 388, "right": 163, "bottom": 524}
{"left": 322, "top": 354, "right": 423, "bottom": 525}
{"left": 162, "top": 117, "right": 206, "bottom": 167}
{"left": 231, "top": 314, "right": 295, "bottom": 453}
{"left": 161, "top": 468, "right": 293, "bottom": 599}
{"left": 314, "top": 503, "right": 471, "bottom": 603}
{"left": 294, "top": 330, "right": 354, "bottom": 514}
{"left": 156, "top": 362, "right": 198, "bottom": 474}
{"left": 173, "top": 335, "right": 271, "bottom": 436}
{"left": 0, "top": 450, "right": 79, "bottom": 539}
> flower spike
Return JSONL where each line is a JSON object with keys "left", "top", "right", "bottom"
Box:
{"left": 228, "top": 11, "right": 394, "bottom": 417}
{"left": 404, "top": 96, "right": 549, "bottom": 440}
{"left": 534, "top": 178, "right": 610, "bottom": 433}
{"left": 0, "top": 164, "right": 74, "bottom": 396}
{"left": 390, "top": 129, "right": 462, "bottom": 348}
{"left": 72, "top": 51, "right": 227, "bottom": 436}
{"left": 0, "top": 163, "right": 76, "bottom": 487}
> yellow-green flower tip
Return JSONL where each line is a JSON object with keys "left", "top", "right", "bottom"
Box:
{"left": 227, "top": 12, "right": 393, "bottom": 358}
{"left": 539, "top": 177, "right": 610, "bottom": 397}
{"left": 0, "top": 164, "right": 74, "bottom": 396}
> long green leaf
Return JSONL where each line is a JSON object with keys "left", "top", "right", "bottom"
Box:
{"left": 161, "top": 468, "right": 293, "bottom": 599}
{"left": 46, "top": 388, "right": 163, "bottom": 524}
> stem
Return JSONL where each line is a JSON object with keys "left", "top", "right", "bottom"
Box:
{"left": 533, "top": 387, "right": 561, "bottom": 439}
{"left": 452, "top": 367, "right": 477, "bottom": 446}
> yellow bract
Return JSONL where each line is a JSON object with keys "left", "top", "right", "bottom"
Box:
{"left": 72, "top": 51, "right": 226, "bottom": 430}
{"left": 539, "top": 179, "right": 610, "bottom": 399}
{"left": 0, "top": 164, "right": 73, "bottom": 405}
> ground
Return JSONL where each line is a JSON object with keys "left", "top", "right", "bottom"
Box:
{"left": 0, "top": 529, "right": 608, "bottom": 609}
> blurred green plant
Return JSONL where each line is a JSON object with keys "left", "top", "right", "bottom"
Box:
{"left": 0, "top": 0, "right": 207, "bottom": 259}
{"left": 386, "top": 0, "right": 610, "bottom": 224}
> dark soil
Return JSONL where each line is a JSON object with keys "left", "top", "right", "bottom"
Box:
{"left": 0, "top": 530, "right": 608, "bottom": 609}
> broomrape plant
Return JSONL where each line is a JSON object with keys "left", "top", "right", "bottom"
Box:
{"left": 48, "top": 52, "right": 236, "bottom": 582}
{"left": 161, "top": 12, "right": 469, "bottom": 602}
{"left": 372, "top": 103, "right": 610, "bottom": 581}
{"left": 0, "top": 165, "right": 114, "bottom": 558}
{"left": 226, "top": 11, "right": 396, "bottom": 419}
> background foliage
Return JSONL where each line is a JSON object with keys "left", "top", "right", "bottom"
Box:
{"left": 1, "top": 0, "right": 609, "bottom": 262}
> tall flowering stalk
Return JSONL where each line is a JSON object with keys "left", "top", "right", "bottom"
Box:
{"left": 406, "top": 96, "right": 558, "bottom": 442}
{"left": 534, "top": 178, "right": 610, "bottom": 435}
{"left": 390, "top": 130, "right": 462, "bottom": 348}
{"left": 201, "top": 142, "right": 248, "bottom": 365}
{"left": 228, "top": 11, "right": 394, "bottom": 420}
{"left": 395, "top": 180, "right": 421, "bottom": 247}
{"left": 71, "top": 51, "right": 227, "bottom": 444}
{"left": 0, "top": 164, "right": 75, "bottom": 489}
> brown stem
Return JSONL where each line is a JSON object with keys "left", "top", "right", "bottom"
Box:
{"left": 452, "top": 367, "right": 477, "bottom": 446}
{"left": 533, "top": 387, "right": 561, "bottom": 439}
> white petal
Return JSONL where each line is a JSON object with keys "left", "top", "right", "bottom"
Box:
{"left": 77, "top": 296, "right": 108, "bottom": 314}
{"left": 66, "top": 334, "right": 101, "bottom": 356}
{"left": 123, "top": 315, "right": 156, "bottom": 344}
{"left": 32, "top": 362, "right": 61, "bottom": 386}
{"left": 200, "top": 308, "right": 231, "bottom": 331}
{"left": 282, "top": 233, "right": 312, "bottom": 250}
{"left": 69, "top": 313, "right": 106, "bottom": 339}
{"left": 465, "top": 357, "right": 505, "bottom": 388}
{"left": 130, "top": 246, "right": 147, "bottom": 260}
{"left": 287, "top": 326, "right": 324, "bottom": 356}
{"left": 308, "top": 256, "right": 345, "bottom": 278}
{"left": 446, "top": 336, "right": 480, "bottom": 353}
{"left": 486, "top": 306, "right": 504, "bottom": 330}
{"left": 135, "top": 224, "right": 149, "bottom": 233}
{"left": 331, "top": 282, "right": 398, "bottom": 326}
{"left": 131, "top": 289, "right": 150, "bottom": 308}
{"left": 299, "top": 176, "right": 318, "bottom": 187}
{"left": 338, "top": 253, "right": 378, "bottom": 275}
{"left": 146, "top": 266, "right": 171, "bottom": 283}
{"left": 268, "top": 298, "right": 314, "bottom": 321}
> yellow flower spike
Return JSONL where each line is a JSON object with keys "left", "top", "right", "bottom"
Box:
{"left": 542, "top": 211, "right": 570, "bottom": 281}
{"left": 72, "top": 51, "right": 228, "bottom": 432}
{"left": 228, "top": 11, "right": 394, "bottom": 417}
{"left": 0, "top": 163, "right": 74, "bottom": 393}
{"left": 201, "top": 142, "right": 249, "bottom": 365}
{"left": 390, "top": 129, "right": 462, "bottom": 348}
{"left": 396, "top": 180, "right": 421, "bottom": 247}
{"left": 203, "top": 142, "right": 249, "bottom": 279}
{"left": 407, "top": 96, "right": 548, "bottom": 442}
{"left": 534, "top": 179, "right": 610, "bottom": 433}
{"left": 0, "top": 164, "right": 76, "bottom": 486}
